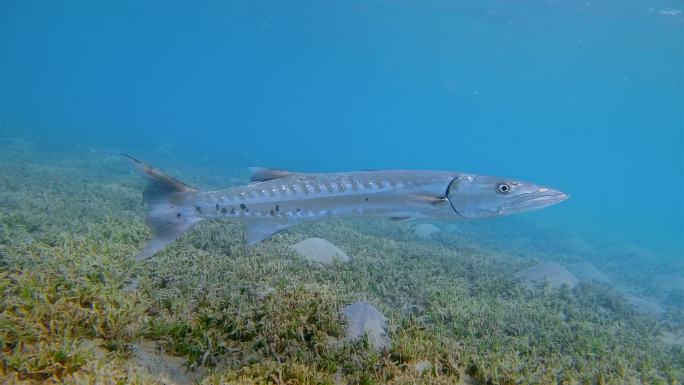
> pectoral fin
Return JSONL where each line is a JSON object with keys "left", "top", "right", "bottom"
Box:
{"left": 244, "top": 220, "right": 292, "bottom": 245}
{"left": 410, "top": 195, "right": 448, "bottom": 206}
{"left": 390, "top": 217, "right": 413, "bottom": 222}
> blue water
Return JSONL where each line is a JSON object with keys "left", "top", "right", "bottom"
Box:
{"left": 1, "top": 1, "right": 682, "bottom": 258}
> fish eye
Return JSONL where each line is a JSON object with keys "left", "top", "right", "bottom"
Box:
{"left": 496, "top": 183, "right": 511, "bottom": 194}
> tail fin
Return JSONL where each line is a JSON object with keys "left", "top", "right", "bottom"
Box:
{"left": 122, "top": 154, "right": 201, "bottom": 261}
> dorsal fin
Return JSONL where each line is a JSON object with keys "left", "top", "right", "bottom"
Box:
{"left": 249, "top": 167, "right": 296, "bottom": 182}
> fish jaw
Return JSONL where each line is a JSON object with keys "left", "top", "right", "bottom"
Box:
{"left": 498, "top": 188, "right": 569, "bottom": 215}
{"left": 447, "top": 174, "right": 569, "bottom": 218}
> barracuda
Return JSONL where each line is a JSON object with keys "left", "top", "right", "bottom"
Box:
{"left": 123, "top": 155, "right": 568, "bottom": 261}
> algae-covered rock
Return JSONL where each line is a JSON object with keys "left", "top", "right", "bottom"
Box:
{"left": 290, "top": 237, "right": 349, "bottom": 265}
{"left": 566, "top": 261, "right": 612, "bottom": 284}
{"left": 257, "top": 286, "right": 276, "bottom": 299}
{"left": 659, "top": 331, "right": 684, "bottom": 346}
{"left": 414, "top": 360, "right": 431, "bottom": 375}
{"left": 414, "top": 223, "right": 440, "bottom": 239}
{"left": 559, "top": 237, "right": 597, "bottom": 257}
{"left": 341, "top": 302, "right": 390, "bottom": 351}
{"left": 462, "top": 373, "right": 479, "bottom": 384}
{"left": 626, "top": 296, "right": 664, "bottom": 318}
{"left": 603, "top": 242, "right": 658, "bottom": 264}
{"left": 130, "top": 340, "right": 205, "bottom": 384}
{"left": 515, "top": 262, "right": 579, "bottom": 289}
{"left": 650, "top": 273, "right": 684, "bottom": 292}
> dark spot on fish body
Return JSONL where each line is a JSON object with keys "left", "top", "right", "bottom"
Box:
{"left": 220, "top": 207, "right": 228, "bottom": 215}
{"left": 365, "top": 197, "right": 369, "bottom": 202}
{"left": 296, "top": 208, "right": 301, "bottom": 212}
{"left": 215, "top": 204, "right": 219, "bottom": 211}
{"left": 240, "top": 203, "right": 247, "bottom": 210}
{"left": 275, "top": 205, "right": 280, "bottom": 212}
{"left": 195, "top": 206, "right": 202, "bottom": 213}
{"left": 230, "top": 208, "right": 236, "bottom": 215}
{"left": 176, "top": 213, "right": 182, "bottom": 218}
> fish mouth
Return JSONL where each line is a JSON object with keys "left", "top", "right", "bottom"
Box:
{"left": 504, "top": 190, "right": 569, "bottom": 213}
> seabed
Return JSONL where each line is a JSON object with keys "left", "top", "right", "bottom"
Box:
{"left": 0, "top": 138, "right": 682, "bottom": 385}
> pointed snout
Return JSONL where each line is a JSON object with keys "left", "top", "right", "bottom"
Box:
{"left": 545, "top": 188, "right": 569, "bottom": 202}
{"left": 509, "top": 187, "right": 569, "bottom": 212}
{"left": 540, "top": 187, "right": 569, "bottom": 200}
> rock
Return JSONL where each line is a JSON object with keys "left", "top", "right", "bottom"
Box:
{"left": 566, "top": 262, "right": 612, "bottom": 284}
{"left": 559, "top": 237, "right": 597, "bottom": 257}
{"left": 258, "top": 287, "right": 276, "bottom": 299}
{"left": 659, "top": 331, "right": 684, "bottom": 346}
{"left": 604, "top": 243, "right": 658, "bottom": 264}
{"left": 414, "top": 360, "right": 431, "bottom": 375}
{"left": 626, "top": 296, "right": 664, "bottom": 318}
{"left": 341, "top": 302, "right": 390, "bottom": 351}
{"left": 515, "top": 262, "right": 579, "bottom": 289}
{"left": 124, "top": 277, "right": 139, "bottom": 292}
{"left": 461, "top": 373, "right": 479, "bottom": 384}
{"left": 651, "top": 273, "right": 684, "bottom": 292}
{"left": 414, "top": 223, "right": 440, "bottom": 239}
{"left": 80, "top": 338, "right": 109, "bottom": 360}
{"left": 290, "top": 238, "right": 349, "bottom": 265}
{"left": 130, "top": 340, "right": 205, "bottom": 384}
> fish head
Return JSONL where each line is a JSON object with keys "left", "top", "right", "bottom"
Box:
{"left": 446, "top": 174, "right": 568, "bottom": 218}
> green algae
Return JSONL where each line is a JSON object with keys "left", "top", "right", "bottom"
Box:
{"left": 0, "top": 142, "right": 682, "bottom": 385}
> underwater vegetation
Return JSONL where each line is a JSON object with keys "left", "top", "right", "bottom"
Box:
{"left": 0, "top": 139, "right": 682, "bottom": 385}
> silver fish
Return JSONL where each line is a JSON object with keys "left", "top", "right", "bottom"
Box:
{"left": 123, "top": 155, "right": 568, "bottom": 260}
